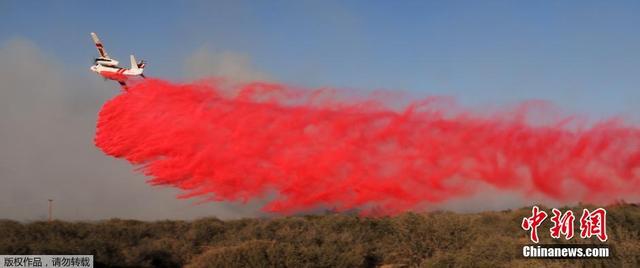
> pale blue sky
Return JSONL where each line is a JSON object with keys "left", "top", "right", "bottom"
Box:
{"left": 2, "top": 0, "right": 639, "bottom": 117}
{"left": 2, "top": 1, "right": 640, "bottom": 220}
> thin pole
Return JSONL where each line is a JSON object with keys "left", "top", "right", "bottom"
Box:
{"left": 48, "top": 199, "right": 53, "bottom": 222}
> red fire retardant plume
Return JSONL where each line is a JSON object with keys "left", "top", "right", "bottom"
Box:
{"left": 95, "top": 79, "right": 640, "bottom": 215}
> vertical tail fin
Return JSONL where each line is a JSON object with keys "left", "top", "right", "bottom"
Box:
{"left": 130, "top": 55, "right": 139, "bottom": 70}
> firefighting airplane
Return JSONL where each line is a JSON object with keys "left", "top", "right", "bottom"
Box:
{"left": 89, "top": 32, "right": 145, "bottom": 88}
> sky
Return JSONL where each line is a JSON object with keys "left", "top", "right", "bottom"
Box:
{"left": 3, "top": 1, "right": 640, "bottom": 114}
{"left": 1, "top": 1, "right": 639, "bottom": 220}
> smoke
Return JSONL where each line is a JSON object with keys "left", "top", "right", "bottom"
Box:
{"left": 95, "top": 79, "right": 640, "bottom": 215}
{"left": 0, "top": 39, "right": 264, "bottom": 221}
{"left": 184, "top": 47, "right": 270, "bottom": 83}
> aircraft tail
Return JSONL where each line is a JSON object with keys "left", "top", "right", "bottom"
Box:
{"left": 130, "top": 54, "right": 146, "bottom": 69}
{"left": 130, "top": 55, "right": 146, "bottom": 78}
{"left": 130, "top": 55, "right": 140, "bottom": 70}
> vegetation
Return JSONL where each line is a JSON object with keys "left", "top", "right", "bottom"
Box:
{"left": 1, "top": 204, "right": 639, "bottom": 267}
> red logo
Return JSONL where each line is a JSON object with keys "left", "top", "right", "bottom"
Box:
{"left": 522, "top": 206, "right": 608, "bottom": 243}
{"left": 549, "top": 208, "right": 575, "bottom": 240}
{"left": 580, "top": 208, "right": 608, "bottom": 242}
{"left": 521, "top": 205, "right": 548, "bottom": 243}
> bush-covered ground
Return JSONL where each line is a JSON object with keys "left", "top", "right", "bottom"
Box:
{"left": 1, "top": 204, "right": 639, "bottom": 267}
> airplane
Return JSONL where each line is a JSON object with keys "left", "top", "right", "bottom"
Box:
{"left": 89, "top": 32, "right": 146, "bottom": 89}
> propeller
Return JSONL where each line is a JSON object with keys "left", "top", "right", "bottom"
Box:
{"left": 138, "top": 59, "right": 146, "bottom": 79}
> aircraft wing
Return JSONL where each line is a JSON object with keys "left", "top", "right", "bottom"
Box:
{"left": 90, "top": 32, "right": 110, "bottom": 58}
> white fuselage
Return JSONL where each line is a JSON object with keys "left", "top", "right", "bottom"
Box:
{"left": 90, "top": 64, "right": 143, "bottom": 82}
{"left": 94, "top": 57, "right": 119, "bottom": 67}
{"left": 89, "top": 32, "right": 145, "bottom": 86}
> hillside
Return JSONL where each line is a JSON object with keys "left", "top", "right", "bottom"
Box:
{"left": 1, "top": 204, "right": 639, "bottom": 267}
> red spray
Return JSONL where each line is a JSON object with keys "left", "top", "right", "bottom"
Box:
{"left": 95, "top": 79, "right": 640, "bottom": 215}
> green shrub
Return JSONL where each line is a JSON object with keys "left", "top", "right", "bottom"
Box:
{"left": 0, "top": 204, "right": 638, "bottom": 267}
